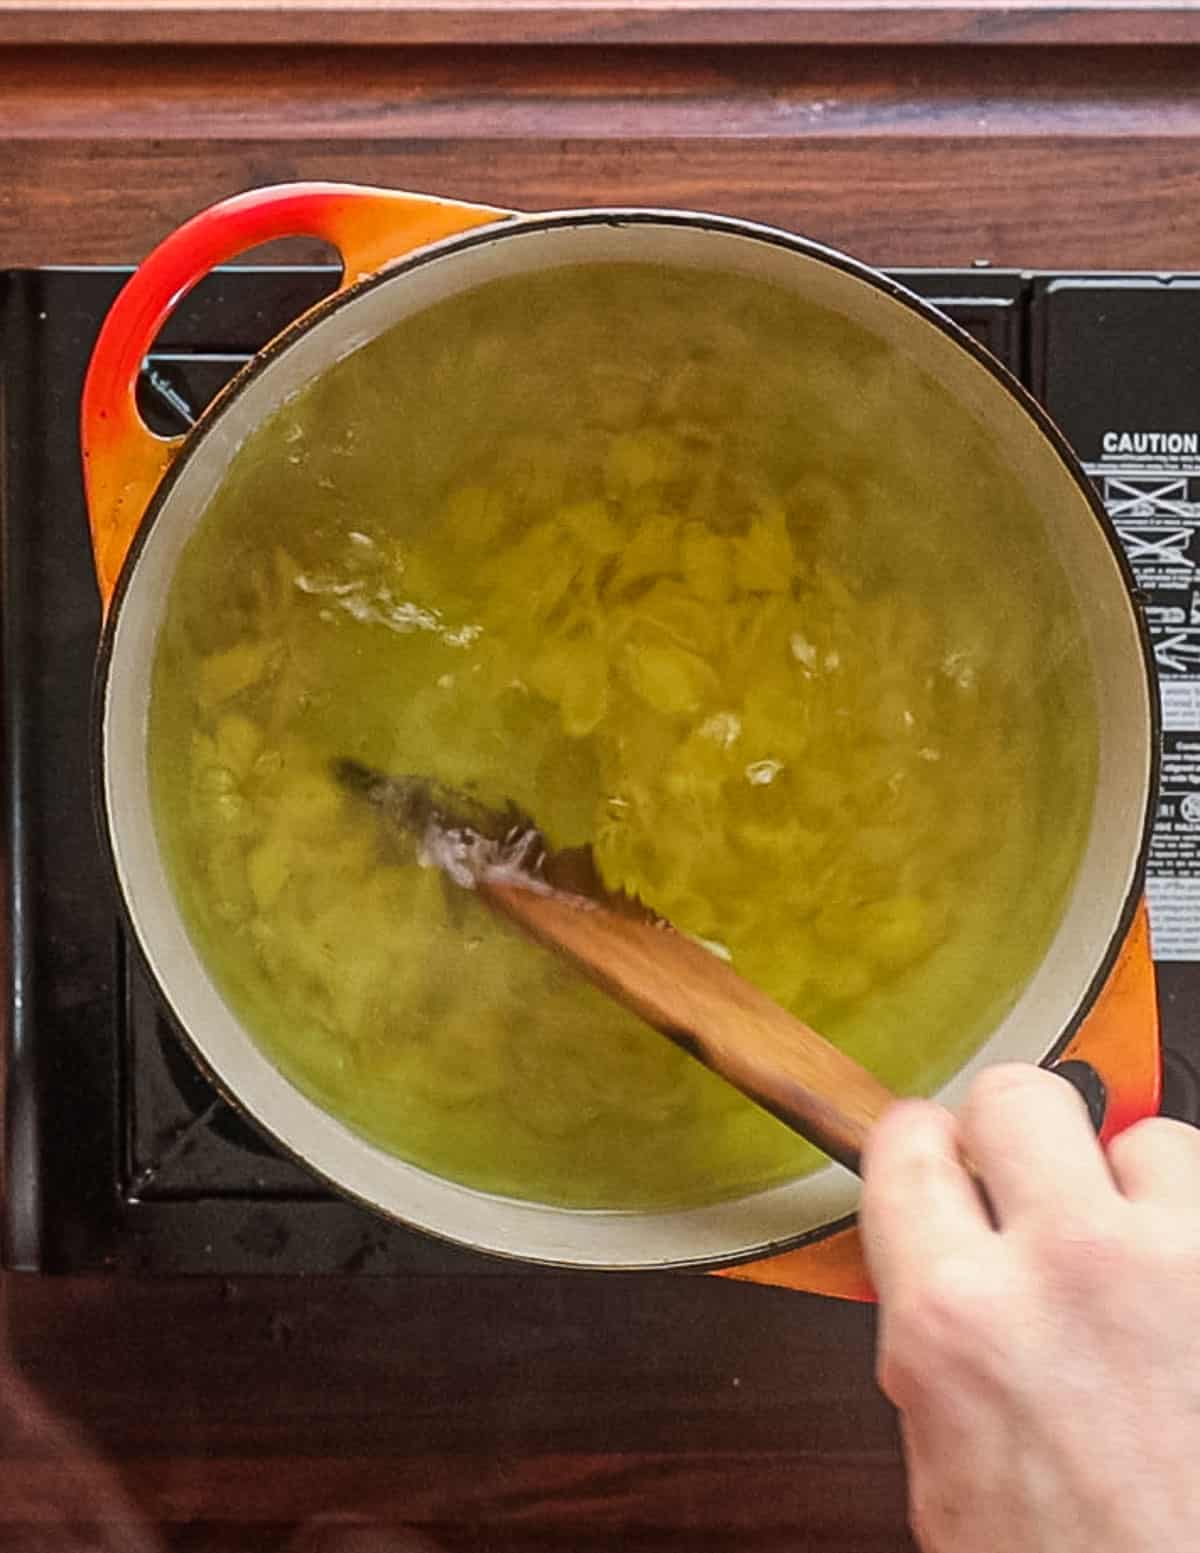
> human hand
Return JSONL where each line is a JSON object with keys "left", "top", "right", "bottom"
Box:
{"left": 860, "top": 1063, "right": 1200, "bottom": 1553}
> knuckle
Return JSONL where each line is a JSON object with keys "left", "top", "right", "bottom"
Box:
{"left": 1114, "top": 1114, "right": 1200, "bottom": 1166}
{"left": 972, "top": 1061, "right": 1042, "bottom": 1101}
{"left": 964, "top": 1062, "right": 1047, "bottom": 1120}
{"left": 896, "top": 1140, "right": 971, "bottom": 1203}
{"left": 1104, "top": 1120, "right": 1140, "bottom": 1169}
{"left": 862, "top": 1101, "right": 960, "bottom": 1202}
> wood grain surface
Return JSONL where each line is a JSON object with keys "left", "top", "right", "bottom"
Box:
{"left": 1, "top": 1272, "right": 904, "bottom": 1546}
{"left": 1, "top": 16, "right": 1197, "bottom": 1550}
{"left": 3, "top": 45, "right": 1200, "bottom": 270}
{"left": 1, "top": 1, "right": 1198, "bottom": 48}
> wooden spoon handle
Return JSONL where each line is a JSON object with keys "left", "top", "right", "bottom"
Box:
{"left": 481, "top": 877, "right": 898, "bottom": 1175}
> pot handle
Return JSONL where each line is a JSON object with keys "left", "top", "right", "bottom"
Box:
{"left": 80, "top": 182, "right": 509, "bottom": 611}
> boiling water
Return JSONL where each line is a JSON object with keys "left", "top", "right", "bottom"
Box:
{"left": 148, "top": 263, "right": 1097, "bottom": 1208}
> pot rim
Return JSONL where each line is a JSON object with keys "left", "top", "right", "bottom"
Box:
{"left": 92, "top": 205, "right": 1161, "bottom": 1270}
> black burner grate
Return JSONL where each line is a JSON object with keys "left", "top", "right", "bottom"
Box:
{"left": 2, "top": 264, "right": 1197, "bottom": 1275}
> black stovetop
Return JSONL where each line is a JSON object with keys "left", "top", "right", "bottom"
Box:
{"left": 2, "top": 264, "right": 1198, "bottom": 1275}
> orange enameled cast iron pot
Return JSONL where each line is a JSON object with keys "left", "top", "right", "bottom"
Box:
{"left": 83, "top": 184, "right": 1162, "bottom": 1297}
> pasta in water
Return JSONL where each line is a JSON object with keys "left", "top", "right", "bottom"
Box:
{"left": 148, "top": 263, "right": 1097, "bottom": 1208}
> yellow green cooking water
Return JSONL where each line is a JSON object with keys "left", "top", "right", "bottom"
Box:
{"left": 149, "top": 262, "right": 1097, "bottom": 1207}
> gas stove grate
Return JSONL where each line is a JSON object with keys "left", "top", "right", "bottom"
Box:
{"left": 2, "top": 264, "right": 1197, "bottom": 1275}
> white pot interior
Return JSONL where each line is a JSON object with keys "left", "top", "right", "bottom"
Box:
{"left": 101, "top": 214, "right": 1154, "bottom": 1268}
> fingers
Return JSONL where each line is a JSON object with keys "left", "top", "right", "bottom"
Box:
{"left": 861, "top": 1099, "right": 995, "bottom": 1301}
{"left": 864, "top": 1069, "right": 1200, "bottom": 1302}
{"left": 1108, "top": 1116, "right": 1200, "bottom": 1209}
{"left": 959, "top": 1064, "right": 1114, "bottom": 1229}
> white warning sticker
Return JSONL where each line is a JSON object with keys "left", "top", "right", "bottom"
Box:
{"left": 1159, "top": 680, "right": 1200, "bottom": 731}
{"left": 1085, "top": 448, "right": 1200, "bottom": 957}
{"left": 1146, "top": 877, "right": 1200, "bottom": 962}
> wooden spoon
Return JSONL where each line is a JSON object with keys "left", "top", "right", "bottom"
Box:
{"left": 334, "top": 759, "right": 897, "bottom": 1174}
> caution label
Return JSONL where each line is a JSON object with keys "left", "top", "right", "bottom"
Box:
{"left": 1086, "top": 450, "right": 1200, "bottom": 958}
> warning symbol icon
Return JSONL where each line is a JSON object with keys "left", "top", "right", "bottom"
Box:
{"left": 1102, "top": 475, "right": 1195, "bottom": 519}
{"left": 1116, "top": 526, "right": 1192, "bottom": 565}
